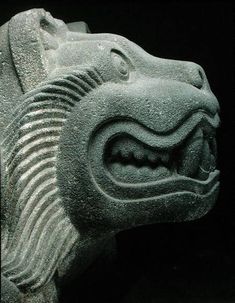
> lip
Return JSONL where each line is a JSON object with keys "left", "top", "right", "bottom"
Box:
{"left": 88, "top": 111, "right": 220, "bottom": 201}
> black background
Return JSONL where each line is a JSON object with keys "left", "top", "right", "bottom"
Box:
{"left": 1, "top": 1, "right": 235, "bottom": 302}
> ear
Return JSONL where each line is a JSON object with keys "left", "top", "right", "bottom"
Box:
{"left": 8, "top": 9, "right": 68, "bottom": 92}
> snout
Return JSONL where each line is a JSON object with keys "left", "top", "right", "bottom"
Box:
{"left": 127, "top": 41, "right": 212, "bottom": 92}
{"left": 183, "top": 61, "right": 206, "bottom": 90}
{"left": 152, "top": 59, "right": 209, "bottom": 91}
{"left": 101, "top": 76, "right": 219, "bottom": 136}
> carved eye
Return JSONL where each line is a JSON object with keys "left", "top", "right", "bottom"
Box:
{"left": 111, "top": 51, "right": 130, "bottom": 80}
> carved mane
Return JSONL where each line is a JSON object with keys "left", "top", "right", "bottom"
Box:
{"left": 1, "top": 67, "right": 104, "bottom": 291}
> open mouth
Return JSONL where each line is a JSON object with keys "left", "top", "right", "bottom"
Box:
{"left": 105, "top": 127, "right": 217, "bottom": 184}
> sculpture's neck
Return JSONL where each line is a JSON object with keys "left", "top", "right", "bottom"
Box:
{"left": 57, "top": 231, "right": 116, "bottom": 283}
{"left": 3, "top": 232, "right": 116, "bottom": 303}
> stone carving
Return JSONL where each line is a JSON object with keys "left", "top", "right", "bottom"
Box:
{"left": 0, "top": 9, "right": 220, "bottom": 303}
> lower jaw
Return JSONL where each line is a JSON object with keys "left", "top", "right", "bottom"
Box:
{"left": 105, "top": 171, "right": 220, "bottom": 223}
{"left": 95, "top": 174, "right": 220, "bottom": 228}
{"left": 122, "top": 180, "right": 220, "bottom": 223}
{"left": 99, "top": 168, "right": 219, "bottom": 201}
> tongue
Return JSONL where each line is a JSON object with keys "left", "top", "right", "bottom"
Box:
{"left": 178, "top": 128, "right": 203, "bottom": 177}
{"left": 198, "top": 139, "right": 213, "bottom": 180}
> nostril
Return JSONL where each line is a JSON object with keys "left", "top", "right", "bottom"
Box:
{"left": 185, "top": 62, "right": 205, "bottom": 90}
{"left": 198, "top": 69, "right": 204, "bottom": 81}
{"left": 193, "top": 68, "right": 204, "bottom": 89}
{"left": 198, "top": 69, "right": 204, "bottom": 85}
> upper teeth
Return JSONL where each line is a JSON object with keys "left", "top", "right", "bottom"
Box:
{"left": 110, "top": 137, "right": 170, "bottom": 166}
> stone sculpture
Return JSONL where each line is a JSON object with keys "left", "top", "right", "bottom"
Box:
{"left": 0, "top": 9, "right": 220, "bottom": 303}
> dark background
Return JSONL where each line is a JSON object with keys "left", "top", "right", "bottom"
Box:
{"left": 1, "top": 1, "right": 234, "bottom": 302}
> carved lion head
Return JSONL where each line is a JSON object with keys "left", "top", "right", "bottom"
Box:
{"left": 0, "top": 9, "right": 219, "bottom": 299}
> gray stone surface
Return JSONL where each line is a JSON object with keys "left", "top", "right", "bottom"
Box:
{"left": 0, "top": 9, "right": 220, "bottom": 302}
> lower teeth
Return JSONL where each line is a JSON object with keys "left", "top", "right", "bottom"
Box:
{"left": 109, "top": 163, "right": 171, "bottom": 183}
